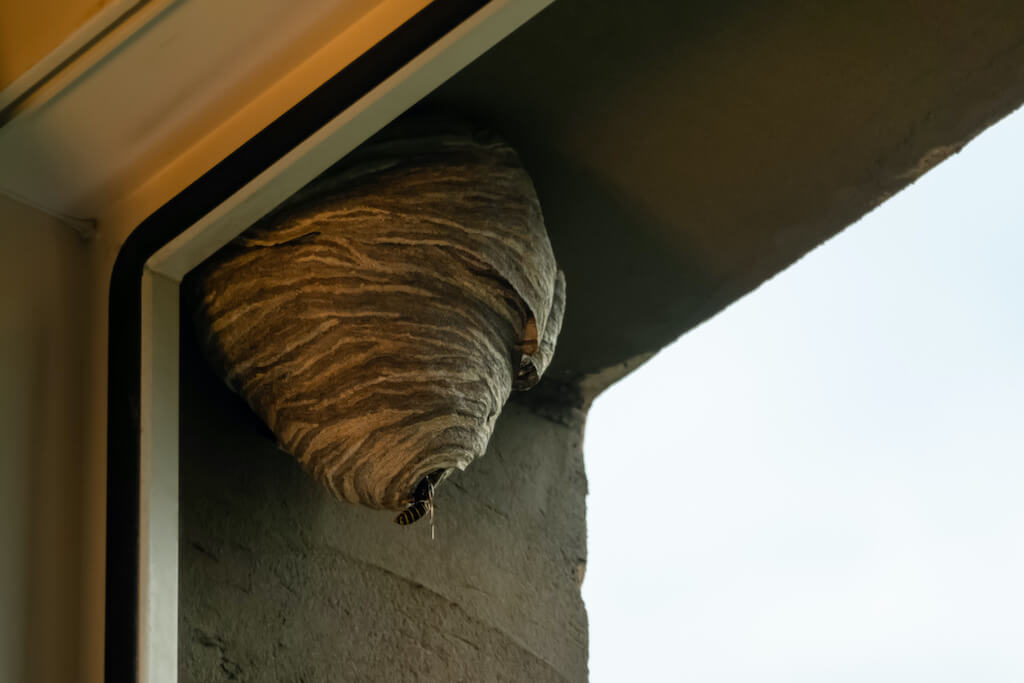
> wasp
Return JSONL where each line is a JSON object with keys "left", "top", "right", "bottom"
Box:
{"left": 512, "top": 315, "right": 540, "bottom": 390}
{"left": 394, "top": 469, "right": 445, "bottom": 537}
{"left": 394, "top": 500, "right": 430, "bottom": 525}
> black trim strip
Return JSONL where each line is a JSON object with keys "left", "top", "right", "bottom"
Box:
{"left": 105, "top": 1, "right": 488, "bottom": 680}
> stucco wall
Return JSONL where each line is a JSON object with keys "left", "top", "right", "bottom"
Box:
{"left": 178, "top": 317, "right": 588, "bottom": 681}
{"left": 0, "top": 195, "right": 87, "bottom": 683}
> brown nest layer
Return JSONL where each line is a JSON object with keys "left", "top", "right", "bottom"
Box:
{"left": 189, "top": 119, "right": 565, "bottom": 510}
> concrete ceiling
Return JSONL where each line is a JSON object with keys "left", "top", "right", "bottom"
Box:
{"left": 423, "top": 0, "right": 1024, "bottom": 385}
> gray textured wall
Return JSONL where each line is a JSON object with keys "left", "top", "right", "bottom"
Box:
{"left": 178, "top": 325, "right": 588, "bottom": 682}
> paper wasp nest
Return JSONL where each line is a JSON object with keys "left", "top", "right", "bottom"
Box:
{"left": 189, "top": 118, "right": 565, "bottom": 510}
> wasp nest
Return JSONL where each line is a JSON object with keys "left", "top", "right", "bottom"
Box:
{"left": 189, "top": 118, "right": 565, "bottom": 510}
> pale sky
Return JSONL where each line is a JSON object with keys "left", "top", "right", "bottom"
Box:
{"left": 583, "top": 107, "right": 1024, "bottom": 682}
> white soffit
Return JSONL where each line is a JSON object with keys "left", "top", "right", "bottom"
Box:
{"left": 0, "top": 0, "right": 426, "bottom": 225}
{"left": 0, "top": 0, "right": 144, "bottom": 108}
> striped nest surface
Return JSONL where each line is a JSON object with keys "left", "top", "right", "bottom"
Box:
{"left": 190, "top": 119, "right": 565, "bottom": 510}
